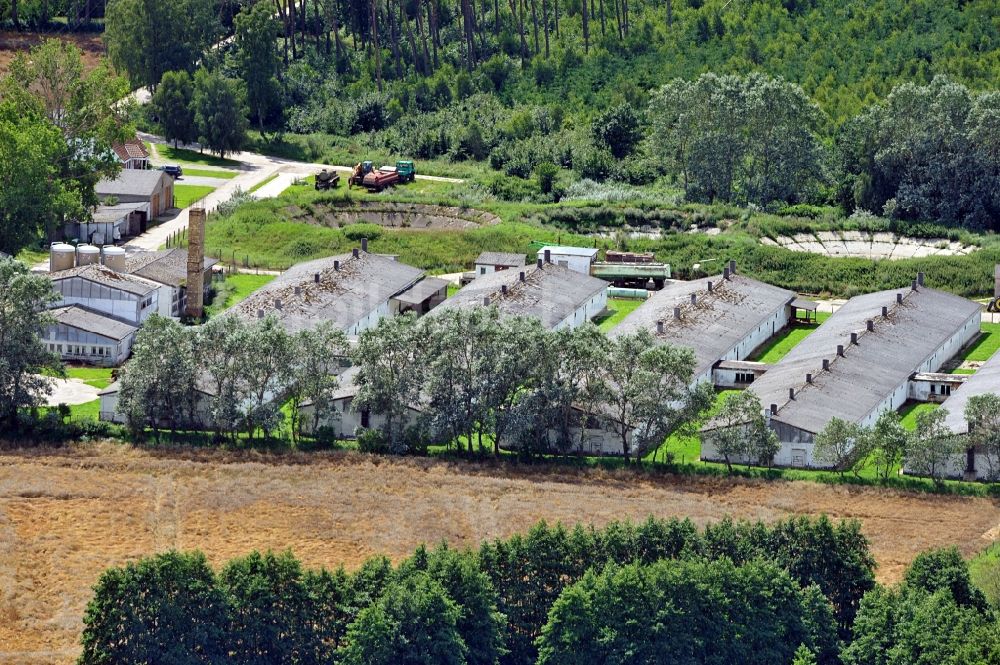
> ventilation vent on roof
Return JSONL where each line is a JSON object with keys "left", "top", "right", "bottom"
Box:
{"left": 501, "top": 284, "right": 508, "bottom": 295}
{"left": 806, "top": 373, "right": 813, "bottom": 384}
{"left": 690, "top": 293, "right": 697, "bottom": 306}
{"left": 352, "top": 248, "right": 359, "bottom": 258}
{"left": 897, "top": 293, "right": 903, "bottom": 304}
{"left": 882, "top": 306, "right": 888, "bottom": 317}
{"left": 789, "top": 387, "right": 795, "bottom": 400}
{"left": 314, "top": 272, "right": 321, "bottom": 283}
{"left": 837, "top": 344, "right": 845, "bottom": 357}
{"left": 770, "top": 403, "right": 778, "bottom": 415}
{"left": 544, "top": 249, "right": 551, "bottom": 263}
{"left": 911, "top": 279, "right": 918, "bottom": 291}
{"left": 536, "top": 258, "right": 543, "bottom": 268}
{"left": 519, "top": 271, "right": 525, "bottom": 282}
{"left": 822, "top": 358, "right": 830, "bottom": 371}
{"left": 917, "top": 271, "right": 925, "bottom": 287}
{"left": 274, "top": 299, "right": 282, "bottom": 310}
{"left": 867, "top": 319, "right": 874, "bottom": 332}
{"left": 729, "top": 260, "right": 736, "bottom": 274}
{"left": 482, "top": 296, "right": 490, "bottom": 306}
{"left": 850, "top": 332, "right": 858, "bottom": 344}
{"left": 361, "top": 237, "right": 368, "bottom": 252}
{"left": 257, "top": 309, "right": 264, "bottom": 319}
{"left": 294, "top": 286, "right": 302, "bottom": 296}
{"left": 334, "top": 260, "right": 341, "bottom": 271}
{"left": 656, "top": 321, "right": 664, "bottom": 334}
{"left": 673, "top": 306, "right": 681, "bottom": 320}
{"left": 707, "top": 281, "right": 713, "bottom": 293}
{"left": 723, "top": 267, "right": 731, "bottom": 280}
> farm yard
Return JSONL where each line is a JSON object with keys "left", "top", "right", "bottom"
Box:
{"left": 0, "top": 31, "right": 104, "bottom": 74}
{"left": 2, "top": 444, "right": 1000, "bottom": 664}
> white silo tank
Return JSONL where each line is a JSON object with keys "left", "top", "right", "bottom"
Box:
{"left": 102, "top": 246, "right": 127, "bottom": 272}
{"left": 77, "top": 244, "right": 100, "bottom": 266}
{"left": 49, "top": 243, "right": 76, "bottom": 272}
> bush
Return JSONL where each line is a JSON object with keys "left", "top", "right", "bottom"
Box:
{"left": 486, "top": 174, "right": 537, "bottom": 201}
{"left": 350, "top": 93, "right": 390, "bottom": 133}
{"left": 357, "top": 427, "right": 388, "bottom": 453}
{"left": 343, "top": 223, "right": 384, "bottom": 242}
{"left": 535, "top": 162, "right": 559, "bottom": 195}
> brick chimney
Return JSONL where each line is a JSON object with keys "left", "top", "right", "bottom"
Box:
{"left": 184, "top": 207, "right": 206, "bottom": 319}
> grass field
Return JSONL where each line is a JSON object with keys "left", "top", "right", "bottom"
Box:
{"left": 2, "top": 444, "right": 998, "bottom": 664}
{"left": 147, "top": 143, "right": 242, "bottom": 168}
{"left": 15, "top": 247, "right": 49, "bottom": 266}
{"left": 595, "top": 298, "right": 645, "bottom": 332}
{"left": 173, "top": 184, "right": 216, "bottom": 209}
{"left": 63, "top": 367, "right": 114, "bottom": 389}
{"left": 180, "top": 168, "right": 238, "bottom": 180}
{"left": 750, "top": 312, "right": 832, "bottom": 363}
{"left": 206, "top": 273, "right": 277, "bottom": 316}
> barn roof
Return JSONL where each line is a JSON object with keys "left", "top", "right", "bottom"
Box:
{"left": 474, "top": 252, "right": 525, "bottom": 267}
{"left": 111, "top": 138, "right": 149, "bottom": 162}
{"left": 49, "top": 305, "right": 138, "bottom": 341}
{"left": 225, "top": 251, "right": 424, "bottom": 333}
{"left": 939, "top": 349, "right": 1000, "bottom": 435}
{"left": 750, "top": 286, "right": 981, "bottom": 435}
{"left": 49, "top": 264, "right": 159, "bottom": 296}
{"left": 611, "top": 274, "right": 795, "bottom": 380}
{"left": 433, "top": 262, "right": 607, "bottom": 329}
{"left": 95, "top": 169, "right": 169, "bottom": 198}
{"left": 124, "top": 249, "right": 218, "bottom": 288}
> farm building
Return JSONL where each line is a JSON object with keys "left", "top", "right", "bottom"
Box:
{"left": 43, "top": 305, "right": 138, "bottom": 366}
{"left": 49, "top": 264, "right": 159, "bottom": 326}
{"left": 111, "top": 137, "right": 150, "bottom": 170}
{"left": 535, "top": 246, "right": 599, "bottom": 275}
{"left": 434, "top": 258, "right": 608, "bottom": 330}
{"left": 123, "top": 249, "right": 218, "bottom": 317}
{"left": 298, "top": 366, "right": 426, "bottom": 438}
{"left": 904, "top": 349, "right": 1000, "bottom": 481}
{"left": 99, "top": 375, "right": 218, "bottom": 427}
{"left": 611, "top": 267, "right": 797, "bottom": 388}
{"left": 473, "top": 252, "right": 524, "bottom": 277}
{"left": 712, "top": 278, "right": 982, "bottom": 468}
{"left": 95, "top": 169, "right": 173, "bottom": 219}
{"left": 64, "top": 201, "right": 148, "bottom": 244}
{"left": 227, "top": 247, "right": 443, "bottom": 335}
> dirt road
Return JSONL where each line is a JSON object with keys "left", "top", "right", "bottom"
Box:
{"left": 1, "top": 444, "right": 998, "bottom": 664}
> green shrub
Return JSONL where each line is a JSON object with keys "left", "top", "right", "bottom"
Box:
{"left": 343, "top": 223, "right": 384, "bottom": 242}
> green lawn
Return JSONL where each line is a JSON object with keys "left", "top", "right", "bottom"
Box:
{"left": 643, "top": 390, "right": 737, "bottom": 464}
{"left": 181, "top": 167, "right": 239, "bottom": 180}
{"left": 174, "top": 184, "right": 216, "bottom": 209}
{"left": 148, "top": 143, "right": 242, "bottom": 168}
{"left": 16, "top": 247, "right": 49, "bottom": 266}
{"left": 206, "top": 273, "right": 276, "bottom": 316}
{"left": 750, "top": 312, "right": 831, "bottom": 363}
{"left": 64, "top": 366, "right": 115, "bottom": 389}
{"left": 960, "top": 323, "right": 1000, "bottom": 363}
{"left": 595, "top": 298, "right": 645, "bottom": 332}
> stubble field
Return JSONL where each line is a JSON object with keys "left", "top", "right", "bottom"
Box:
{"left": 0, "top": 31, "right": 104, "bottom": 74}
{"left": 2, "top": 443, "right": 999, "bottom": 664}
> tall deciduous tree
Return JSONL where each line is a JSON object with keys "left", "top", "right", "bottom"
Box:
{"left": 703, "top": 390, "right": 777, "bottom": 472}
{"left": 0, "top": 258, "right": 61, "bottom": 428}
{"left": 192, "top": 67, "right": 249, "bottom": 158}
{"left": 904, "top": 407, "right": 962, "bottom": 484}
{"left": 289, "top": 323, "right": 348, "bottom": 441}
{"left": 151, "top": 70, "right": 196, "bottom": 148}
{"left": 234, "top": 1, "right": 282, "bottom": 134}
{"left": 965, "top": 393, "right": 1000, "bottom": 479}
{"left": 863, "top": 410, "right": 909, "bottom": 481}
{"left": 813, "top": 417, "right": 863, "bottom": 475}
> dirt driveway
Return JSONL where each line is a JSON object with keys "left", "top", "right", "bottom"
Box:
{"left": 1, "top": 444, "right": 998, "bottom": 664}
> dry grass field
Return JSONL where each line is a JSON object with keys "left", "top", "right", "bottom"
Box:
{"left": 0, "top": 31, "right": 104, "bottom": 74}
{"left": 2, "top": 443, "right": 1000, "bottom": 664}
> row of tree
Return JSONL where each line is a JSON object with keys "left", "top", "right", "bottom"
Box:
{"left": 151, "top": 68, "right": 250, "bottom": 157}
{"left": 78, "top": 514, "right": 877, "bottom": 665}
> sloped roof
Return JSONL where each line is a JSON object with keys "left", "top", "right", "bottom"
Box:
{"left": 225, "top": 251, "right": 424, "bottom": 333}
{"left": 49, "top": 264, "right": 159, "bottom": 296}
{"left": 537, "top": 245, "right": 599, "bottom": 258}
{"left": 124, "top": 249, "right": 218, "bottom": 288}
{"left": 751, "top": 286, "right": 981, "bottom": 435}
{"left": 49, "top": 305, "right": 138, "bottom": 341}
{"left": 433, "top": 262, "right": 607, "bottom": 329}
{"left": 475, "top": 252, "right": 525, "bottom": 267}
{"left": 394, "top": 276, "right": 449, "bottom": 305}
{"left": 96, "top": 169, "right": 169, "bottom": 198}
{"left": 112, "top": 139, "right": 149, "bottom": 162}
{"left": 939, "top": 349, "right": 1000, "bottom": 435}
{"left": 611, "top": 274, "right": 796, "bottom": 380}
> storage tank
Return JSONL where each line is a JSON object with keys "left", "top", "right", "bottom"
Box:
{"left": 102, "top": 246, "right": 127, "bottom": 272}
{"left": 77, "top": 244, "right": 100, "bottom": 266}
{"left": 49, "top": 243, "right": 76, "bottom": 272}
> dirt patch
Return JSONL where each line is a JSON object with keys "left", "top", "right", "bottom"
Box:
{"left": 1, "top": 443, "right": 998, "bottom": 664}
{"left": 0, "top": 31, "right": 105, "bottom": 75}
{"left": 301, "top": 201, "right": 502, "bottom": 231}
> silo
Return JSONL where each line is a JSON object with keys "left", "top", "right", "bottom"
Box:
{"left": 102, "top": 246, "right": 127, "bottom": 272}
{"left": 49, "top": 243, "right": 76, "bottom": 272}
{"left": 77, "top": 244, "right": 100, "bottom": 266}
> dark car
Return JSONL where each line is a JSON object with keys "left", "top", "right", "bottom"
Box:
{"left": 159, "top": 164, "right": 183, "bottom": 178}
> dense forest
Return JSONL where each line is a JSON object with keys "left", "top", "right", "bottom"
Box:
{"left": 95, "top": 0, "right": 1000, "bottom": 228}
{"left": 77, "top": 515, "right": 1000, "bottom": 665}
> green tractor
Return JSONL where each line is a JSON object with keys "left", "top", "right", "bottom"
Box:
{"left": 396, "top": 160, "right": 416, "bottom": 183}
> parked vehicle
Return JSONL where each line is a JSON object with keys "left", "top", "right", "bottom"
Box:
{"left": 349, "top": 161, "right": 374, "bottom": 188}
{"left": 315, "top": 168, "right": 340, "bottom": 190}
{"left": 361, "top": 161, "right": 417, "bottom": 192}
{"left": 158, "top": 165, "right": 183, "bottom": 178}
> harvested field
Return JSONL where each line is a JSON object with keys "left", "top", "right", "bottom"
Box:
{"left": 2, "top": 443, "right": 1000, "bottom": 664}
{"left": 0, "top": 31, "right": 104, "bottom": 74}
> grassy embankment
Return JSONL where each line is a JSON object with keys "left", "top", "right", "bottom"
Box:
{"left": 205, "top": 273, "right": 277, "bottom": 317}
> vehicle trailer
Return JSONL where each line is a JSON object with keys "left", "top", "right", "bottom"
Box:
{"left": 361, "top": 160, "right": 417, "bottom": 192}
{"left": 315, "top": 168, "right": 340, "bottom": 190}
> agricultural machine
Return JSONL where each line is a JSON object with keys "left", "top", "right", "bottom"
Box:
{"left": 314, "top": 169, "right": 340, "bottom": 190}
{"left": 350, "top": 160, "right": 417, "bottom": 192}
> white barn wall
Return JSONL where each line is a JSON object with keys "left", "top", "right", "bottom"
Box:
{"left": 554, "top": 289, "right": 608, "bottom": 330}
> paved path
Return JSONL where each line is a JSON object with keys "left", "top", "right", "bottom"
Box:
{"left": 44, "top": 378, "right": 101, "bottom": 406}
{"left": 249, "top": 172, "right": 299, "bottom": 200}
{"left": 175, "top": 174, "right": 230, "bottom": 187}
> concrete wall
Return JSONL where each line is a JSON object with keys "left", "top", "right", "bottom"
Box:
{"left": 546, "top": 424, "right": 632, "bottom": 456}
{"left": 539, "top": 252, "right": 594, "bottom": 275}
{"left": 345, "top": 300, "right": 393, "bottom": 337}
{"left": 53, "top": 277, "right": 157, "bottom": 325}
{"left": 299, "top": 396, "right": 422, "bottom": 438}
{"left": 554, "top": 289, "right": 609, "bottom": 330}
{"left": 907, "top": 379, "right": 960, "bottom": 403}
{"left": 43, "top": 326, "right": 133, "bottom": 367}
{"left": 100, "top": 390, "right": 214, "bottom": 427}
{"left": 474, "top": 263, "right": 516, "bottom": 277}
{"left": 712, "top": 368, "right": 766, "bottom": 389}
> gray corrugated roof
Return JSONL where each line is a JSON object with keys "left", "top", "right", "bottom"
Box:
{"left": 225, "top": 252, "right": 424, "bottom": 333}
{"left": 433, "top": 262, "right": 607, "bottom": 329}
{"left": 939, "top": 349, "right": 1000, "bottom": 434}
{"left": 50, "top": 305, "right": 138, "bottom": 340}
{"left": 90, "top": 202, "right": 144, "bottom": 224}
{"left": 50, "top": 264, "right": 159, "bottom": 296}
{"left": 124, "top": 249, "right": 218, "bottom": 288}
{"left": 751, "top": 286, "right": 981, "bottom": 434}
{"left": 611, "top": 274, "right": 796, "bottom": 380}
{"left": 394, "top": 276, "right": 449, "bottom": 305}
{"left": 95, "top": 170, "right": 169, "bottom": 198}
{"left": 474, "top": 252, "right": 525, "bottom": 267}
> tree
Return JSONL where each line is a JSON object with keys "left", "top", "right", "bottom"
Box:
{"left": 105, "top": 0, "right": 219, "bottom": 91}
{"left": 238, "top": 317, "right": 294, "bottom": 439}
{"left": 813, "top": 417, "right": 862, "bottom": 475}
{"left": 352, "top": 314, "right": 431, "bottom": 453}
{"left": 591, "top": 103, "right": 642, "bottom": 160}
{"left": 220, "top": 550, "right": 321, "bottom": 665}
{"left": 904, "top": 407, "right": 963, "bottom": 484}
{"left": 863, "top": 410, "right": 909, "bottom": 481}
{"left": 116, "top": 315, "right": 197, "bottom": 439}
{"left": 152, "top": 70, "right": 196, "bottom": 148}
{"left": 966, "top": 393, "right": 1000, "bottom": 480}
{"left": 197, "top": 314, "right": 251, "bottom": 439}
{"left": 234, "top": 1, "right": 282, "bottom": 134}
{"left": 904, "top": 547, "right": 989, "bottom": 611}
{"left": 704, "top": 390, "right": 777, "bottom": 472}
{"left": 192, "top": 67, "right": 249, "bottom": 158}
{"left": 79, "top": 551, "right": 230, "bottom": 665}
{"left": 288, "top": 323, "right": 349, "bottom": 441}
{"left": 0, "top": 258, "right": 61, "bottom": 428}
{"left": 339, "top": 572, "right": 467, "bottom": 665}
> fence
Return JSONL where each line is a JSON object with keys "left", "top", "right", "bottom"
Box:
{"left": 165, "top": 227, "right": 290, "bottom": 274}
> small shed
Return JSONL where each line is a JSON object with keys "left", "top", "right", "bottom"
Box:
{"left": 112, "top": 138, "right": 150, "bottom": 170}
{"left": 536, "top": 245, "right": 599, "bottom": 275}
{"left": 392, "top": 276, "right": 450, "bottom": 314}
{"left": 473, "top": 252, "right": 525, "bottom": 277}
{"left": 45, "top": 305, "right": 138, "bottom": 366}
{"left": 96, "top": 169, "right": 174, "bottom": 218}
